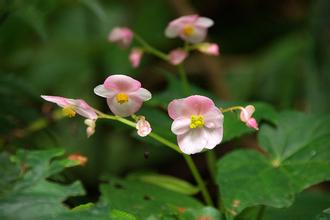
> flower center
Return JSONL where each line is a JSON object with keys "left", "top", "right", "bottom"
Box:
{"left": 183, "top": 24, "right": 195, "bottom": 36}
{"left": 62, "top": 106, "right": 76, "bottom": 117}
{"left": 190, "top": 115, "right": 204, "bottom": 129}
{"left": 116, "top": 93, "right": 129, "bottom": 104}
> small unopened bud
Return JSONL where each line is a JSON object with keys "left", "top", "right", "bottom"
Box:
{"left": 197, "top": 43, "right": 219, "bottom": 56}
{"left": 68, "top": 153, "right": 88, "bottom": 166}
{"left": 84, "top": 119, "right": 96, "bottom": 138}
{"left": 240, "top": 105, "right": 259, "bottom": 130}
{"left": 136, "top": 116, "right": 152, "bottom": 137}
{"left": 168, "top": 49, "right": 188, "bottom": 65}
{"left": 129, "top": 48, "right": 143, "bottom": 68}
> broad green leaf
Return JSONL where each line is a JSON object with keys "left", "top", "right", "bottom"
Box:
{"left": 216, "top": 112, "right": 330, "bottom": 218}
{"left": 0, "top": 149, "right": 84, "bottom": 220}
{"left": 315, "top": 208, "right": 330, "bottom": 220}
{"left": 131, "top": 173, "right": 199, "bottom": 195}
{"left": 99, "top": 178, "right": 203, "bottom": 219}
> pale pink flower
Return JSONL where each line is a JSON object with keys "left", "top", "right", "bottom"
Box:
{"left": 84, "top": 119, "right": 96, "bottom": 138}
{"left": 41, "top": 95, "right": 97, "bottom": 120}
{"left": 197, "top": 43, "right": 219, "bottom": 56}
{"left": 168, "top": 95, "right": 224, "bottom": 155}
{"left": 129, "top": 48, "right": 143, "bottom": 68}
{"left": 165, "top": 15, "right": 214, "bottom": 43}
{"left": 168, "top": 49, "right": 188, "bottom": 65}
{"left": 108, "top": 27, "right": 133, "bottom": 47}
{"left": 68, "top": 153, "right": 88, "bottom": 166}
{"left": 136, "top": 116, "right": 152, "bottom": 137}
{"left": 240, "top": 105, "right": 259, "bottom": 130}
{"left": 94, "top": 74, "right": 151, "bottom": 117}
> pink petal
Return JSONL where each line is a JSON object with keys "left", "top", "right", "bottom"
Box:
{"left": 195, "top": 17, "right": 214, "bottom": 28}
{"left": 67, "top": 99, "right": 97, "bottom": 120}
{"left": 129, "top": 88, "right": 152, "bottom": 102}
{"left": 168, "top": 95, "right": 215, "bottom": 119}
{"left": 41, "top": 95, "right": 69, "bottom": 107}
{"left": 165, "top": 15, "right": 199, "bottom": 38}
{"left": 107, "top": 97, "right": 142, "bottom": 117}
{"left": 94, "top": 84, "right": 117, "bottom": 98}
{"left": 171, "top": 117, "right": 191, "bottom": 135}
{"left": 204, "top": 127, "right": 223, "bottom": 149}
{"left": 129, "top": 48, "right": 143, "bottom": 68}
{"left": 168, "top": 49, "right": 188, "bottom": 65}
{"left": 104, "top": 74, "right": 141, "bottom": 93}
{"left": 203, "top": 107, "right": 224, "bottom": 128}
{"left": 177, "top": 129, "right": 207, "bottom": 155}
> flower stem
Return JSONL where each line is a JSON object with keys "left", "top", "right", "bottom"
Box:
{"left": 97, "top": 111, "right": 213, "bottom": 206}
{"left": 183, "top": 154, "right": 214, "bottom": 206}
{"left": 220, "top": 106, "right": 243, "bottom": 113}
{"left": 177, "top": 63, "right": 191, "bottom": 95}
{"left": 133, "top": 33, "right": 168, "bottom": 61}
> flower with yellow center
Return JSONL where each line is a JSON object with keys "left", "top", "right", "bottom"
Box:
{"left": 116, "top": 93, "right": 129, "bottom": 104}
{"left": 190, "top": 115, "right": 204, "bottom": 129}
{"left": 183, "top": 24, "right": 195, "bottom": 37}
{"left": 62, "top": 106, "right": 76, "bottom": 117}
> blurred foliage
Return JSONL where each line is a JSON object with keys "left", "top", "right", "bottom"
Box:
{"left": 0, "top": 0, "right": 329, "bottom": 219}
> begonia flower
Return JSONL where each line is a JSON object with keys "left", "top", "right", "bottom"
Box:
{"left": 129, "top": 48, "right": 143, "bottom": 68}
{"left": 84, "top": 119, "right": 96, "bottom": 138}
{"left": 240, "top": 105, "right": 259, "bottom": 130}
{"left": 165, "top": 15, "right": 214, "bottom": 43}
{"left": 136, "top": 116, "right": 152, "bottom": 137}
{"left": 197, "top": 43, "right": 219, "bottom": 56}
{"left": 68, "top": 153, "right": 88, "bottom": 166}
{"left": 94, "top": 74, "right": 151, "bottom": 117}
{"left": 41, "top": 95, "right": 97, "bottom": 120}
{"left": 168, "top": 49, "right": 188, "bottom": 65}
{"left": 168, "top": 95, "right": 224, "bottom": 154}
{"left": 108, "top": 27, "right": 133, "bottom": 47}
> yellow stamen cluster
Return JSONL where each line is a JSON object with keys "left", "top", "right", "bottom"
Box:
{"left": 62, "top": 106, "right": 76, "bottom": 117}
{"left": 116, "top": 93, "right": 129, "bottom": 104}
{"left": 190, "top": 115, "right": 204, "bottom": 129}
{"left": 183, "top": 24, "right": 195, "bottom": 36}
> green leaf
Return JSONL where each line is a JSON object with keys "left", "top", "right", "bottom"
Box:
{"left": 99, "top": 178, "right": 203, "bottom": 219}
{"left": 110, "top": 209, "right": 136, "bottom": 220}
{"left": 0, "top": 149, "right": 85, "bottom": 220}
{"left": 315, "top": 208, "right": 330, "bottom": 220}
{"left": 216, "top": 112, "right": 330, "bottom": 218}
{"left": 131, "top": 173, "right": 199, "bottom": 195}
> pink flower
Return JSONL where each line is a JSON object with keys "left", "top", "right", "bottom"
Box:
{"left": 240, "top": 105, "right": 259, "bottom": 130}
{"left": 136, "top": 116, "right": 152, "bottom": 137}
{"left": 197, "top": 43, "right": 219, "bottom": 56}
{"left": 168, "top": 49, "right": 188, "bottom": 65}
{"left": 108, "top": 27, "right": 133, "bottom": 47}
{"left": 41, "top": 95, "right": 97, "bottom": 120}
{"left": 168, "top": 95, "right": 224, "bottom": 155}
{"left": 94, "top": 74, "right": 151, "bottom": 117}
{"left": 129, "top": 48, "right": 143, "bottom": 68}
{"left": 165, "top": 15, "right": 214, "bottom": 43}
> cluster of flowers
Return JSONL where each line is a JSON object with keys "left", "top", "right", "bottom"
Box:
{"left": 41, "top": 76, "right": 258, "bottom": 155}
{"left": 41, "top": 15, "right": 258, "bottom": 156}
{"left": 109, "top": 15, "right": 220, "bottom": 67}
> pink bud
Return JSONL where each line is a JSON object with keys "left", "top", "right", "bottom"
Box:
{"left": 246, "top": 118, "right": 259, "bottom": 130}
{"left": 68, "top": 153, "right": 88, "bottom": 166}
{"left": 84, "top": 119, "right": 96, "bottom": 138}
{"left": 108, "top": 27, "right": 133, "bottom": 48}
{"left": 136, "top": 117, "right": 152, "bottom": 137}
{"left": 197, "top": 43, "right": 219, "bottom": 56}
{"left": 168, "top": 49, "right": 188, "bottom": 65}
{"left": 129, "top": 48, "right": 143, "bottom": 68}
